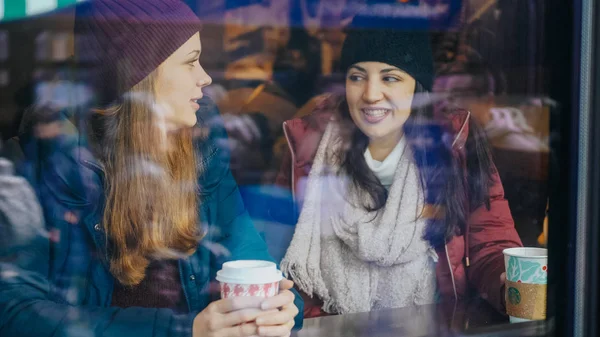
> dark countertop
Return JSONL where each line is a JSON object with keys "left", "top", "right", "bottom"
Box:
{"left": 293, "top": 298, "right": 550, "bottom": 337}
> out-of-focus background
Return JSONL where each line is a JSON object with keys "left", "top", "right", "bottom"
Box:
{"left": 0, "top": 0, "right": 550, "bottom": 258}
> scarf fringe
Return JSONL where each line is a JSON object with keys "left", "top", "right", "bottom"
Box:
{"left": 282, "top": 258, "right": 332, "bottom": 306}
{"left": 322, "top": 297, "right": 342, "bottom": 314}
{"left": 281, "top": 260, "right": 313, "bottom": 295}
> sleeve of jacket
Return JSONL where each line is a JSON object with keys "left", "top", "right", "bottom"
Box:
{"left": 466, "top": 172, "right": 523, "bottom": 313}
{"left": 0, "top": 262, "right": 196, "bottom": 337}
{"left": 198, "top": 102, "right": 304, "bottom": 329}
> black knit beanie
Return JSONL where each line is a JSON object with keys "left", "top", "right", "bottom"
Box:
{"left": 340, "top": 16, "right": 434, "bottom": 91}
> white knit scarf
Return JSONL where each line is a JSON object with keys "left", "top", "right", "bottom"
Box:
{"left": 281, "top": 120, "right": 437, "bottom": 314}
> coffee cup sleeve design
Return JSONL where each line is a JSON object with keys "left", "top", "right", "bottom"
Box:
{"left": 506, "top": 257, "right": 547, "bottom": 283}
{"left": 506, "top": 281, "right": 547, "bottom": 320}
{"left": 220, "top": 282, "right": 280, "bottom": 298}
{"left": 506, "top": 257, "right": 521, "bottom": 281}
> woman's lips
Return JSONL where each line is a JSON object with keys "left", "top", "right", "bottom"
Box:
{"left": 362, "top": 108, "right": 391, "bottom": 124}
{"left": 190, "top": 99, "right": 200, "bottom": 111}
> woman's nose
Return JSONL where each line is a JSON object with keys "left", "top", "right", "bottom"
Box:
{"left": 362, "top": 80, "right": 384, "bottom": 103}
{"left": 196, "top": 66, "right": 212, "bottom": 87}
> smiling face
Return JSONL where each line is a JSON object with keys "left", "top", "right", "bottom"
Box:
{"left": 345, "top": 61, "right": 416, "bottom": 146}
{"left": 154, "top": 32, "right": 212, "bottom": 129}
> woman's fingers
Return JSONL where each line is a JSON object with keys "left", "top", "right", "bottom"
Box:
{"left": 215, "top": 322, "right": 259, "bottom": 337}
{"left": 255, "top": 300, "right": 297, "bottom": 337}
{"left": 255, "top": 304, "right": 298, "bottom": 326}
{"left": 261, "top": 290, "right": 295, "bottom": 310}
{"left": 256, "top": 320, "right": 295, "bottom": 337}
{"left": 279, "top": 279, "right": 294, "bottom": 291}
{"left": 218, "top": 308, "right": 269, "bottom": 329}
{"left": 211, "top": 296, "right": 264, "bottom": 314}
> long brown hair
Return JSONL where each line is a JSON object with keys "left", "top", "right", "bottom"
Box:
{"left": 89, "top": 70, "right": 200, "bottom": 286}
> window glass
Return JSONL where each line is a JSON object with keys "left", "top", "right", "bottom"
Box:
{"left": 0, "top": 1, "right": 579, "bottom": 336}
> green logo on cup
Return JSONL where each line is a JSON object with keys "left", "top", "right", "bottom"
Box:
{"left": 508, "top": 287, "right": 521, "bottom": 305}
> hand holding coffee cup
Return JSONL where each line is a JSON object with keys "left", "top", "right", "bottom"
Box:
{"left": 191, "top": 260, "right": 298, "bottom": 337}
{"left": 255, "top": 278, "right": 298, "bottom": 337}
{"left": 192, "top": 295, "right": 269, "bottom": 337}
{"left": 503, "top": 248, "right": 548, "bottom": 323}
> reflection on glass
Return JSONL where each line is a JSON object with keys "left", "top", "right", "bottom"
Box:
{"left": 0, "top": 69, "right": 8, "bottom": 86}
{"left": 0, "top": 0, "right": 567, "bottom": 336}
{"left": 0, "top": 30, "right": 7, "bottom": 61}
{"left": 26, "top": 0, "right": 59, "bottom": 17}
{"left": 35, "top": 30, "right": 51, "bottom": 61}
{"left": 51, "top": 32, "right": 70, "bottom": 61}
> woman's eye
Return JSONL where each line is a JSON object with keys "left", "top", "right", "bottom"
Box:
{"left": 383, "top": 76, "right": 401, "bottom": 82}
{"left": 348, "top": 74, "right": 364, "bottom": 81}
{"left": 188, "top": 59, "right": 199, "bottom": 67}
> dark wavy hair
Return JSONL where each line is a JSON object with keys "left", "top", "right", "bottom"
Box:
{"left": 339, "top": 81, "right": 495, "bottom": 247}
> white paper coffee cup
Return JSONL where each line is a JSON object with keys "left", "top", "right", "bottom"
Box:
{"left": 503, "top": 247, "right": 548, "bottom": 323}
{"left": 216, "top": 260, "right": 283, "bottom": 298}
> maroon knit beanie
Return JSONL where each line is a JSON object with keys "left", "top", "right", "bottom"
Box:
{"left": 74, "top": 0, "right": 202, "bottom": 105}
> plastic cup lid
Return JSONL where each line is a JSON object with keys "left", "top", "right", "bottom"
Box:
{"left": 216, "top": 260, "right": 283, "bottom": 284}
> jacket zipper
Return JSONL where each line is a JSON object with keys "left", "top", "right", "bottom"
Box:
{"left": 445, "top": 243, "right": 458, "bottom": 302}
{"left": 282, "top": 122, "right": 297, "bottom": 208}
{"left": 451, "top": 110, "right": 471, "bottom": 148}
{"left": 179, "top": 259, "right": 192, "bottom": 312}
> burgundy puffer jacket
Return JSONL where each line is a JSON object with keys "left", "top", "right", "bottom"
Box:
{"left": 275, "top": 95, "right": 523, "bottom": 318}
